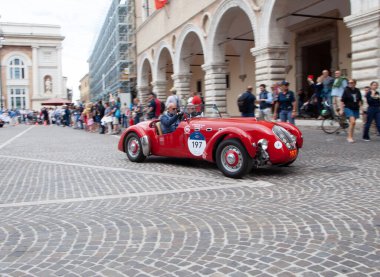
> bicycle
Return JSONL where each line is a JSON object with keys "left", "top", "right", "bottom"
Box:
{"left": 321, "top": 102, "right": 349, "bottom": 134}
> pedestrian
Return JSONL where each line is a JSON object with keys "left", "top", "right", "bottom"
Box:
{"left": 320, "top": 69, "right": 334, "bottom": 105}
{"left": 102, "top": 102, "right": 113, "bottom": 135}
{"left": 82, "top": 103, "right": 95, "bottom": 132}
{"left": 41, "top": 108, "right": 49, "bottom": 125}
{"left": 362, "top": 81, "right": 380, "bottom": 141}
{"left": 63, "top": 105, "right": 71, "bottom": 127}
{"left": 307, "top": 75, "right": 324, "bottom": 118}
{"left": 165, "top": 87, "right": 181, "bottom": 111}
{"left": 54, "top": 108, "right": 61, "bottom": 126}
{"left": 191, "top": 91, "right": 202, "bottom": 112}
{"left": 48, "top": 108, "right": 55, "bottom": 125}
{"left": 340, "top": 79, "right": 362, "bottom": 143}
{"left": 237, "top": 86, "right": 256, "bottom": 117}
{"left": 273, "top": 81, "right": 297, "bottom": 124}
{"left": 270, "top": 83, "right": 279, "bottom": 114}
{"left": 121, "top": 102, "right": 128, "bottom": 128}
{"left": 145, "top": 92, "right": 158, "bottom": 120}
{"left": 297, "top": 89, "right": 306, "bottom": 114}
{"left": 331, "top": 70, "right": 348, "bottom": 113}
{"left": 111, "top": 98, "right": 121, "bottom": 135}
{"left": 257, "top": 84, "right": 273, "bottom": 120}
{"left": 132, "top": 97, "right": 143, "bottom": 124}
{"left": 97, "top": 101, "right": 105, "bottom": 133}
{"left": 9, "top": 109, "right": 17, "bottom": 126}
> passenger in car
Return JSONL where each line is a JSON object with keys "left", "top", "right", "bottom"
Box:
{"left": 160, "top": 103, "right": 183, "bottom": 134}
{"left": 186, "top": 104, "right": 202, "bottom": 118}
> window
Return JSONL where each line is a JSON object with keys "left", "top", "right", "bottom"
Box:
{"left": 10, "top": 88, "right": 27, "bottom": 109}
{"left": 9, "top": 58, "right": 26, "bottom": 80}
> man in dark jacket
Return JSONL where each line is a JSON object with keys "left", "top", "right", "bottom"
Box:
{"left": 160, "top": 103, "right": 182, "bottom": 134}
{"left": 239, "top": 86, "right": 256, "bottom": 117}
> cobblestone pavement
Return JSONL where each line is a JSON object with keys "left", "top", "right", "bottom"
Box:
{"left": 0, "top": 124, "right": 379, "bottom": 277}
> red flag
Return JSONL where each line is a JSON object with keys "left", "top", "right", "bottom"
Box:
{"left": 155, "top": 0, "right": 168, "bottom": 9}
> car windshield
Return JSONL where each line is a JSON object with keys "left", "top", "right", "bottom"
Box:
{"left": 181, "top": 104, "right": 222, "bottom": 118}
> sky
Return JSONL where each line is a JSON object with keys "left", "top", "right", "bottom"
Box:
{"left": 1, "top": 0, "right": 113, "bottom": 100}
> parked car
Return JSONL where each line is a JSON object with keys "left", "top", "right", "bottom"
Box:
{"left": 0, "top": 112, "right": 10, "bottom": 127}
{"left": 118, "top": 105, "right": 303, "bottom": 178}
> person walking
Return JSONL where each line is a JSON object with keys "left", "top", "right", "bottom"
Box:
{"left": 331, "top": 70, "right": 348, "bottom": 113}
{"left": 362, "top": 81, "right": 380, "bottom": 141}
{"left": 273, "top": 81, "right": 297, "bottom": 124}
{"left": 257, "top": 84, "right": 273, "bottom": 120}
{"left": 237, "top": 86, "right": 256, "bottom": 117}
{"left": 340, "top": 79, "right": 362, "bottom": 143}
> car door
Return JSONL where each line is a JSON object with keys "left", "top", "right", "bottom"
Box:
{"left": 154, "top": 121, "right": 188, "bottom": 157}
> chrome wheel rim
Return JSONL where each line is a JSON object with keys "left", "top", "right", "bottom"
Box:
{"left": 128, "top": 138, "right": 140, "bottom": 158}
{"left": 221, "top": 146, "right": 243, "bottom": 173}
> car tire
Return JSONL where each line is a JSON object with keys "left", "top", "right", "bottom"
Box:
{"left": 216, "top": 139, "right": 252, "bottom": 178}
{"left": 125, "top": 133, "right": 146, "bottom": 162}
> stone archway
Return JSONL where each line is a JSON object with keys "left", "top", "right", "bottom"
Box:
{"left": 137, "top": 56, "right": 153, "bottom": 101}
{"left": 205, "top": 0, "right": 257, "bottom": 115}
{"left": 262, "top": 0, "right": 353, "bottom": 92}
{"left": 153, "top": 44, "right": 174, "bottom": 101}
{"left": 174, "top": 24, "right": 207, "bottom": 104}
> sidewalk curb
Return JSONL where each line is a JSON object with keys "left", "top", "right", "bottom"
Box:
{"left": 295, "top": 119, "right": 363, "bottom": 127}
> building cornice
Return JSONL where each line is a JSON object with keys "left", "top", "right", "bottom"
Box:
{"left": 344, "top": 8, "right": 380, "bottom": 28}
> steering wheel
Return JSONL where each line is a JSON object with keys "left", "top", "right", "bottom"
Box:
{"left": 180, "top": 111, "right": 188, "bottom": 121}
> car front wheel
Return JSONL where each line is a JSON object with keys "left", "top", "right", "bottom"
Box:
{"left": 125, "top": 133, "right": 146, "bottom": 162}
{"left": 216, "top": 139, "right": 252, "bottom": 178}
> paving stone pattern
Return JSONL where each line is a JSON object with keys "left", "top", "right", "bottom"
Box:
{"left": 0, "top": 125, "right": 379, "bottom": 276}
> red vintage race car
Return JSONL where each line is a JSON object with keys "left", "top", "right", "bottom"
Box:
{"left": 118, "top": 105, "right": 303, "bottom": 178}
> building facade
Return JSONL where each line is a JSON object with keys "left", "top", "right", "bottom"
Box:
{"left": 88, "top": 0, "right": 136, "bottom": 104}
{"left": 135, "top": 0, "right": 380, "bottom": 116}
{"left": 79, "top": 73, "right": 90, "bottom": 103}
{"left": 0, "top": 22, "right": 66, "bottom": 110}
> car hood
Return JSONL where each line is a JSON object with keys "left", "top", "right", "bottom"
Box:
{"left": 188, "top": 117, "right": 276, "bottom": 129}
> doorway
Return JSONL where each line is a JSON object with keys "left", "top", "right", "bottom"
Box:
{"left": 302, "top": 41, "right": 331, "bottom": 99}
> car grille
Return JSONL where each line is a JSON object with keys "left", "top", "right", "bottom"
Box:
{"left": 272, "top": 125, "right": 296, "bottom": 150}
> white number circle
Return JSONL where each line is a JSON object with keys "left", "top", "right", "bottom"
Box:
{"left": 188, "top": 131, "right": 206, "bottom": 156}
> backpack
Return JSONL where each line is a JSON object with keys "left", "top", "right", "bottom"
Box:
{"left": 160, "top": 101, "right": 166, "bottom": 113}
{"left": 155, "top": 98, "right": 165, "bottom": 117}
{"left": 237, "top": 93, "right": 248, "bottom": 113}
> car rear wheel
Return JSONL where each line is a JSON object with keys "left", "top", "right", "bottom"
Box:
{"left": 125, "top": 133, "right": 146, "bottom": 162}
{"left": 216, "top": 139, "right": 252, "bottom": 178}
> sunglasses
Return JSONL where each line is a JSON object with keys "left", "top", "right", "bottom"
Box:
{"left": 348, "top": 82, "right": 355, "bottom": 84}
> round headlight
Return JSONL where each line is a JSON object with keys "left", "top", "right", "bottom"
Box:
{"left": 258, "top": 139, "right": 268, "bottom": 150}
{"left": 290, "top": 134, "right": 296, "bottom": 141}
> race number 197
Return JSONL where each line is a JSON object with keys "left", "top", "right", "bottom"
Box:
{"left": 188, "top": 131, "right": 206, "bottom": 156}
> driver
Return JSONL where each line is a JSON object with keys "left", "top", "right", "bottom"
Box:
{"left": 160, "top": 103, "right": 183, "bottom": 134}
